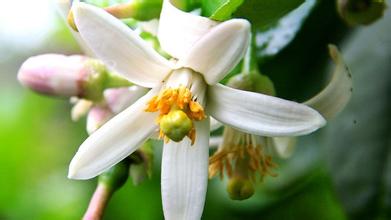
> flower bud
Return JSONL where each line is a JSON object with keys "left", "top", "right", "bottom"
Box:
{"left": 227, "top": 73, "right": 276, "bottom": 96}
{"left": 226, "top": 176, "right": 255, "bottom": 200}
{"left": 160, "top": 109, "right": 193, "bottom": 142}
{"left": 337, "top": 0, "right": 387, "bottom": 26}
{"left": 18, "top": 54, "right": 88, "bottom": 97}
{"left": 86, "top": 106, "right": 113, "bottom": 134}
{"left": 18, "top": 54, "right": 131, "bottom": 101}
{"left": 98, "top": 158, "right": 131, "bottom": 190}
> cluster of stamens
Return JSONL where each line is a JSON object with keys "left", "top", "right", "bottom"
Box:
{"left": 145, "top": 86, "right": 206, "bottom": 144}
{"left": 209, "top": 127, "right": 277, "bottom": 181}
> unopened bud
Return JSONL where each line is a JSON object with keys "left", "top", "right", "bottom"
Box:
{"left": 160, "top": 110, "right": 193, "bottom": 142}
{"left": 86, "top": 106, "right": 113, "bottom": 134}
{"left": 98, "top": 158, "right": 131, "bottom": 190}
{"left": 228, "top": 73, "right": 276, "bottom": 96}
{"left": 18, "top": 54, "right": 131, "bottom": 101}
{"left": 104, "top": 86, "right": 148, "bottom": 113}
{"left": 226, "top": 177, "right": 255, "bottom": 200}
{"left": 18, "top": 54, "right": 88, "bottom": 97}
{"left": 337, "top": 0, "right": 387, "bottom": 26}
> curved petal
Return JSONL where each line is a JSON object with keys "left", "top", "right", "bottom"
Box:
{"left": 179, "top": 19, "right": 251, "bottom": 85}
{"left": 158, "top": 0, "right": 219, "bottom": 59}
{"left": 207, "top": 84, "right": 326, "bottom": 136}
{"left": 304, "top": 45, "right": 353, "bottom": 119}
{"left": 271, "top": 137, "right": 297, "bottom": 159}
{"left": 161, "top": 119, "right": 210, "bottom": 220}
{"left": 73, "top": 3, "right": 173, "bottom": 88}
{"left": 54, "top": 0, "right": 95, "bottom": 56}
{"left": 210, "top": 117, "right": 223, "bottom": 131}
{"left": 68, "top": 89, "right": 160, "bottom": 179}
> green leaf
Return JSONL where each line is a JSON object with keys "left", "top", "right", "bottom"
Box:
{"left": 235, "top": 0, "right": 305, "bottom": 30}
{"left": 324, "top": 10, "right": 391, "bottom": 219}
{"left": 255, "top": 0, "right": 317, "bottom": 61}
{"left": 201, "top": 0, "right": 244, "bottom": 21}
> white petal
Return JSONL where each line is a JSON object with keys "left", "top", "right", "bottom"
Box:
{"left": 161, "top": 119, "right": 210, "bottom": 220}
{"left": 207, "top": 84, "right": 326, "bottom": 136}
{"left": 54, "top": 0, "right": 73, "bottom": 19}
{"left": 304, "top": 45, "right": 353, "bottom": 119}
{"left": 73, "top": 3, "right": 173, "bottom": 88}
{"left": 271, "top": 137, "right": 297, "bottom": 159}
{"left": 54, "top": 0, "right": 95, "bottom": 56}
{"left": 179, "top": 19, "right": 251, "bottom": 85}
{"left": 68, "top": 89, "right": 159, "bottom": 179}
{"left": 158, "top": 0, "right": 219, "bottom": 59}
{"left": 104, "top": 86, "right": 148, "bottom": 113}
{"left": 210, "top": 117, "right": 223, "bottom": 131}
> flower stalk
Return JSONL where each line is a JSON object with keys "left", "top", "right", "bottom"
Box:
{"left": 83, "top": 158, "right": 131, "bottom": 220}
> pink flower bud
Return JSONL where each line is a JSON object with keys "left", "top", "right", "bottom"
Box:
{"left": 104, "top": 86, "right": 148, "bottom": 113}
{"left": 86, "top": 106, "right": 113, "bottom": 134}
{"left": 18, "top": 54, "right": 89, "bottom": 97}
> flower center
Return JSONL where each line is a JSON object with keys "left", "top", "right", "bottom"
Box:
{"left": 145, "top": 69, "right": 206, "bottom": 144}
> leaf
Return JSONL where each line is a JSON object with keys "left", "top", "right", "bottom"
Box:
{"left": 235, "top": 0, "right": 305, "bottom": 30}
{"left": 255, "top": 0, "right": 317, "bottom": 60}
{"left": 324, "top": 9, "right": 391, "bottom": 219}
{"left": 201, "top": 0, "right": 244, "bottom": 21}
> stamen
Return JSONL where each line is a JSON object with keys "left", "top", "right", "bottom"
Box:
{"left": 209, "top": 127, "right": 277, "bottom": 182}
{"left": 146, "top": 85, "right": 206, "bottom": 144}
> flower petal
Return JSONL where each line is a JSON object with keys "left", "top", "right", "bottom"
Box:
{"left": 210, "top": 117, "right": 223, "bottom": 131}
{"left": 304, "top": 45, "right": 353, "bottom": 119}
{"left": 271, "top": 137, "right": 297, "bottom": 159}
{"left": 158, "top": 0, "right": 219, "bottom": 59}
{"left": 68, "top": 89, "right": 160, "bottom": 179}
{"left": 207, "top": 84, "right": 326, "bottom": 136}
{"left": 73, "top": 3, "right": 173, "bottom": 88}
{"left": 54, "top": 0, "right": 95, "bottom": 56}
{"left": 161, "top": 119, "right": 209, "bottom": 220}
{"left": 179, "top": 19, "right": 251, "bottom": 85}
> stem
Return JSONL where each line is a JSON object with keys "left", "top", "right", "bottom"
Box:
{"left": 83, "top": 184, "right": 113, "bottom": 220}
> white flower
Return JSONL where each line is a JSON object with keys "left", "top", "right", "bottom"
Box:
{"left": 209, "top": 45, "right": 353, "bottom": 191}
{"left": 68, "top": 1, "right": 326, "bottom": 219}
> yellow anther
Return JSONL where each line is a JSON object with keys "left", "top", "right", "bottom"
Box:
{"left": 145, "top": 86, "right": 205, "bottom": 144}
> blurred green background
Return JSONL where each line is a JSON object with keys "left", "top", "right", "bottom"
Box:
{"left": 0, "top": 0, "right": 390, "bottom": 219}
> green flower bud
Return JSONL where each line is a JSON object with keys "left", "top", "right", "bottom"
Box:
{"left": 160, "top": 110, "right": 193, "bottom": 142}
{"left": 337, "top": 0, "right": 387, "bottom": 26}
{"left": 98, "top": 158, "right": 130, "bottom": 190}
{"left": 226, "top": 177, "right": 255, "bottom": 200}
{"left": 227, "top": 73, "right": 276, "bottom": 96}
